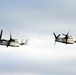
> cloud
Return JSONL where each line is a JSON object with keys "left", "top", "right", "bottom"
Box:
{"left": 0, "top": 42, "right": 76, "bottom": 75}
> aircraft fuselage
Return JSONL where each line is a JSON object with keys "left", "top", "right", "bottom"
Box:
{"left": 56, "top": 36, "right": 75, "bottom": 44}
{"left": 0, "top": 39, "right": 19, "bottom": 47}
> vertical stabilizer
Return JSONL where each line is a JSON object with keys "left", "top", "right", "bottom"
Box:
{"left": 25, "top": 39, "right": 28, "bottom": 45}
{"left": 20, "top": 39, "right": 28, "bottom": 45}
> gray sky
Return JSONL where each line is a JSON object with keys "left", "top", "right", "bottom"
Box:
{"left": 0, "top": 0, "right": 76, "bottom": 75}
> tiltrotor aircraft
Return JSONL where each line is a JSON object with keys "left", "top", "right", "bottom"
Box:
{"left": 0, "top": 30, "right": 28, "bottom": 47}
{"left": 53, "top": 31, "right": 76, "bottom": 45}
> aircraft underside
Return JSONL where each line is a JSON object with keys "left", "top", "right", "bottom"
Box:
{"left": 57, "top": 38, "right": 74, "bottom": 44}
{"left": 9, "top": 42, "right": 19, "bottom": 47}
{"left": 0, "top": 40, "right": 19, "bottom": 47}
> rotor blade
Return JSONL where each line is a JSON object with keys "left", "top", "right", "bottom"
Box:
{"left": 0, "top": 30, "right": 3, "bottom": 40}
{"left": 57, "top": 34, "right": 60, "bottom": 38}
{"left": 54, "top": 41, "right": 56, "bottom": 46}
{"left": 53, "top": 32, "right": 56, "bottom": 39}
{"left": 65, "top": 37, "right": 68, "bottom": 44}
{"left": 9, "top": 31, "right": 15, "bottom": 41}
{"left": 62, "top": 34, "right": 66, "bottom": 36}
{"left": 7, "top": 40, "right": 11, "bottom": 47}
{"left": 65, "top": 35, "right": 68, "bottom": 44}
{"left": 62, "top": 30, "right": 70, "bottom": 36}
{"left": 67, "top": 30, "right": 70, "bottom": 35}
{"left": 10, "top": 31, "right": 12, "bottom": 39}
{"left": 53, "top": 32, "right": 60, "bottom": 40}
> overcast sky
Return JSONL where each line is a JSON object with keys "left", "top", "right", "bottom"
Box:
{"left": 0, "top": 0, "right": 76, "bottom": 75}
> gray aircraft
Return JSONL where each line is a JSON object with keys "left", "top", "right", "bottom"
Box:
{"left": 0, "top": 30, "right": 28, "bottom": 47}
{"left": 0, "top": 30, "right": 19, "bottom": 47}
{"left": 53, "top": 31, "right": 76, "bottom": 45}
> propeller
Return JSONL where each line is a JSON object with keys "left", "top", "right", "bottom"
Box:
{"left": 7, "top": 31, "right": 15, "bottom": 47}
{"left": 62, "top": 30, "right": 70, "bottom": 44}
{"left": 53, "top": 32, "right": 60, "bottom": 46}
{"left": 53, "top": 33, "right": 60, "bottom": 40}
{"left": 0, "top": 30, "right": 3, "bottom": 40}
{"left": 62, "top": 31, "right": 69, "bottom": 36}
{"left": 54, "top": 40, "right": 56, "bottom": 46}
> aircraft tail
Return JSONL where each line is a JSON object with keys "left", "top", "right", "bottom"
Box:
{"left": 20, "top": 39, "right": 28, "bottom": 45}
{"left": 0, "top": 30, "right": 3, "bottom": 40}
{"left": 25, "top": 39, "right": 28, "bottom": 45}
